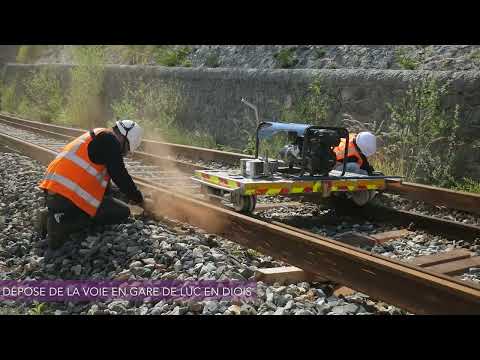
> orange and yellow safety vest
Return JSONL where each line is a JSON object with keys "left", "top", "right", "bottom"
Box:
{"left": 334, "top": 133, "right": 364, "bottom": 167}
{"left": 39, "top": 128, "right": 111, "bottom": 217}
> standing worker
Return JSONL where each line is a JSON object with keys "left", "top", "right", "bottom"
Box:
{"left": 36, "top": 120, "right": 145, "bottom": 249}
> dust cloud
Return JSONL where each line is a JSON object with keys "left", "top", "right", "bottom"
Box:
{"left": 139, "top": 133, "right": 232, "bottom": 237}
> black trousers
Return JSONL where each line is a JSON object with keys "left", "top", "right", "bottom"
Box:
{"left": 45, "top": 192, "right": 131, "bottom": 230}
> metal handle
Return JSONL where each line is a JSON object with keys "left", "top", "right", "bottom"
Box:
{"left": 241, "top": 98, "right": 260, "bottom": 126}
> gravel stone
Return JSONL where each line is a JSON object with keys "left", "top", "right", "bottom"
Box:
{"left": 202, "top": 301, "right": 219, "bottom": 315}
{"left": 71, "top": 264, "right": 82, "bottom": 276}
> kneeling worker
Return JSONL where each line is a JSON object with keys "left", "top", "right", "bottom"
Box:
{"left": 334, "top": 131, "right": 377, "bottom": 175}
{"left": 36, "top": 120, "right": 145, "bottom": 249}
{"left": 333, "top": 131, "right": 379, "bottom": 206}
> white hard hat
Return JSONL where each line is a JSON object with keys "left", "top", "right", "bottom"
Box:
{"left": 116, "top": 120, "right": 143, "bottom": 153}
{"left": 355, "top": 131, "right": 377, "bottom": 157}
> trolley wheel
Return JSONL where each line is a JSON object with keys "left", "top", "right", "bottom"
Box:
{"left": 231, "top": 193, "right": 257, "bottom": 214}
{"left": 326, "top": 191, "right": 377, "bottom": 212}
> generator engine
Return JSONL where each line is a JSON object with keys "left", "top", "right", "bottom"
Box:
{"left": 279, "top": 129, "right": 341, "bottom": 176}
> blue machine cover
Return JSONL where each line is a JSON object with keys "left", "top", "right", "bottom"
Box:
{"left": 257, "top": 122, "right": 311, "bottom": 140}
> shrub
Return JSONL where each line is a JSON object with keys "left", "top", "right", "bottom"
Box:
{"left": 205, "top": 53, "right": 220, "bottom": 68}
{"left": 395, "top": 48, "right": 419, "bottom": 70}
{"left": 382, "top": 78, "right": 461, "bottom": 186}
{"left": 282, "top": 75, "right": 336, "bottom": 125}
{"left": 15, "top": 67, "right": 64, "bottom": 122}
{"left": 274, "top": 48, "right": 298, "bottom": 69}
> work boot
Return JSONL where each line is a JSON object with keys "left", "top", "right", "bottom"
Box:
{"left": 34, "top": 208, "right": 49, "bottom": 238}
{"left": 46, "top": 212, "right": 70, "bottom": 250}
{"left": 46, "top": 212, "right": 89, "bottom": 250}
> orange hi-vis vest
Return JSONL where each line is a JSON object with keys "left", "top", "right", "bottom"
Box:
{"left": 334, "top": 133, "right": 364, "bottom": 167}
{"left": 39, "top": 128, "right": 111, "bottom": 217}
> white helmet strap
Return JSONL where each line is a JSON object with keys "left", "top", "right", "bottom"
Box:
{"left": 119, "top": 120, "right": 136, "bottom": 150}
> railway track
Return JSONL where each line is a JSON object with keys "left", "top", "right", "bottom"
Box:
{"left": 1, "top": 113, "right": 480, "bottom": 314}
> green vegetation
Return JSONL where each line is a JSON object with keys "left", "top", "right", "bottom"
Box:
{"left": 16, "top": 68, "right": 64, "bottom": 122}
{"left": 314, "top": 47, "right": 327, "bottom": 59}
{"left": 469, "top": 49, "right": 480, "bottom": 66}
{"left": 0, "top": 78, "right": 18, "bottom": 113}
{"left": 453, "top": 177, "right": 480, "bottom": 193}
{"left": 116, "top": 46, "right": 193, "bottom": 67}
{"left": 29, "top": 301, "right": 47, "bottom": 315}
{"left": 111, "top": 79, "right": 217, "bottom": 148}
{"left": 282, "top": 75, "right": 337, "bottom": 125}
{"left": 395, "top": 48, "right": 419, "bottom": 70}
{"left": 243, "top": 130, "right": 256, "bottom": 155}
{"left": 155, "top": 46, "right": 192, "bottom": 67}
{"left": 2, "top": 45, "right": 222, "bottom": 149}
{"left": 16, "top": 45, "right": 48, "bottom": 64}
{"left": 205, "top": 53, "right": 220, "bottom": 68}
{"left": 274, "top": 48, "right": 298, "bottom": 69}
{"left": 63, "top": 46, "right": 106, "bottom": 128}
{"left": 0, "top": 306, "right": 22, "bottom": 315}
{"left": 244, "top": 76, "right": 337, "bottom": 155}
{"left": 246, "top": 248, "right": 263, "bottom": 258}
{"left": 380, "top": 79, "right": 461, "bottom": 187}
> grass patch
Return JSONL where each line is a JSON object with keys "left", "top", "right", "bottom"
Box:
{"left": 155, "top": 46, "right": 192, "bottom": 67}
{"left": 274, "top": 48, "right": 298, "bottom": 69}
{"left": 16, "top": 45, "right": 48, "bottom": 64}
{"left": 453, "top": 178, "right": 480, "bottom": 193}
{"left": 115, "top": 46, "right": 193, "bottom": 67}
{"left": 395, "top": 48, "right": 419, "bottom": 70}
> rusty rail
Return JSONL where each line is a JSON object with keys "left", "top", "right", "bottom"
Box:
{"left": 386, "top": 180, "right": 480, "bottom": 216}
